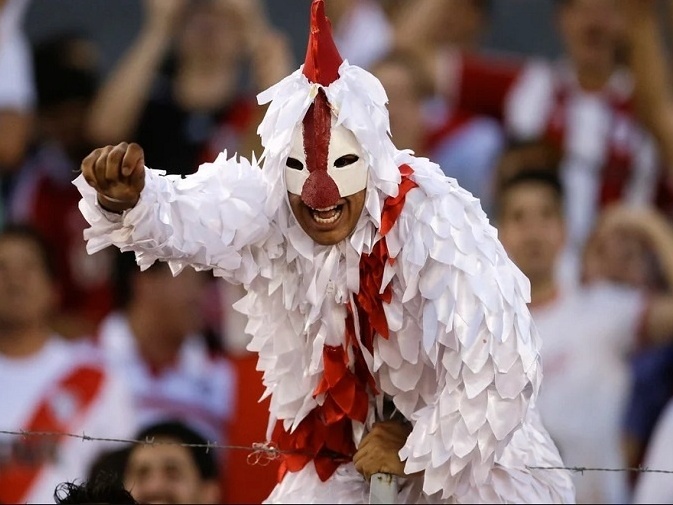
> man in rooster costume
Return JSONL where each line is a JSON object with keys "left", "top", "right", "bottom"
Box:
{"left": 76, "top": 1, "right": 575, "bottom": 502}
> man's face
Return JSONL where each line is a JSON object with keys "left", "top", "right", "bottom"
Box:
{"left": 437, "top": 0, "right": 488, "bottom": 49}
{"left": 0, "top": 236, "right": 55, "bottom": 329}
{"left": 288, "top": 189, "right": 366, "bottom": 245}
{"left": 582, "top": 221, "right": 649, "bottom": 288}
{"left": 285, "top": 112, "right": 368, "bottom": 246}
{"left": 557, "top": 0, "right": 624, "bottom": 73}
{"left": 497, "top": 182, "right": 566, "bottom": 284}
{"left": 123, "top": 440, "right": 216, "bottom": 504}
{"left": 178, "top": 0, "right": 244, "bottom": 65}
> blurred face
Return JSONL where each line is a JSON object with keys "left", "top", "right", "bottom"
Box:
{"left": 582, "top": 226, "right": 649, "bottom": 288}
{"left": 0, "top": 235, "right": 55, "bottom": 330}
{"left": 41, "top": 99, "right": 93, "bottom": 161}
{"left": 372, "top": 60, "right": 425, "bottom": 152}
{"left": 124, "top": 439, "right": 216, "bottom": 504}
{"left": 497, "top": 182, "right": 566, "bottom": 284}
{"left": 557, "top": 0, "right": 624, "bottom": 73}
{"left": 436, "top": 0, "right": 487, "bottom": 49}
{"left": 138, "top": 267, "right": 209, "bottom": 338}
{"left": 177, "top": 0, "right": 244, "bottom": 65}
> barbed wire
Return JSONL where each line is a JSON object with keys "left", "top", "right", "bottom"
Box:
{"left": 3, "top": 428, "right": 673, "bottom": 474}
{"left": 0, "top": 428, "right": 293, "bottom": 466}
{"left": 527, "top": 465, "right": 673, "bottom": 475}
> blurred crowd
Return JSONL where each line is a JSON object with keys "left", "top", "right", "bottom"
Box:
{"left": 2, "top": 0, "right": 673, "bottom": 503}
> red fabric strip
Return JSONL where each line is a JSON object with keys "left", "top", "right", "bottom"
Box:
{"left": 271, "top": 165, "right": 417, "bottom": 483}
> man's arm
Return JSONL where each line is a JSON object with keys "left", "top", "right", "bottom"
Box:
{"left": 76, "top": 142, "right": 274, "bottom": 283}
{"left": 623, "top": 0, "right": 673, "bottom": 179}
{"left": 86, "top": 0, "right": 187, "bottom": 146}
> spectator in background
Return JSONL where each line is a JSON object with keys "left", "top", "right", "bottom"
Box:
{"left": 54, "top": 475, "right": 137, "bottom": 505}
{"left": 6, "top": 31, "right": 116, "bottom": 339}
{"left": 370, "top": 50, "right": 434, "bottom": 156}
{"left": 394, "top": 0, "right": 492, "bottom": 57}
{"left": 388, "top": 0, "right": 505, "bottom": 216}
{"left": 0, "top": 0, "right": 34, "bottom": 175}
{"left": 582, "top": 204, "right": 673, "bottom": 489}
{"left": 495, "top": 169, "right": 673, "bottom": 504}
{"left": 0, "top": 0, "right": 34, "bottom": 231}
{"left": 325, "top": 0, "right": 395, "bottom": 70}
{"left": 81, "top": 420, "right": 221, "bottom": 504}
{"left": 406, "top": 0, "right": 668, "bottom": 285}
{"left": 85, "top": 3, "right": 291, "bottom": 500}
{"left": 95, "top": 251, "right": 235, "bottom": 494}
{"left": 614, "top": 1, "right": 673, "bottom": 490}
{"left": 370, "top": 48, "right": 504, "bottom": 215}
{"left": 623, "top": 0, "right": 673, "bottom": 215}
{"left": 122, "top": 421, "right": 220, "bottom": 504}
{"left": 0, "top": 224, "right": 136, "bottom": 504}
{"left": 86, "top": 0, "right": 292, "bottom": 175}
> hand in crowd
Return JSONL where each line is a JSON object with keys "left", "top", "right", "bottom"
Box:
{"left": 81, "top": 142, "right": 146, "bottom": 213}
{"left": 583, "top": 204, "right": 673, "bottom": 291}
{"left": 231, "top": 0, "right": 293, "bottom": 91}
{"left": 353, "top": 420, "right": 413, "bottom": 481}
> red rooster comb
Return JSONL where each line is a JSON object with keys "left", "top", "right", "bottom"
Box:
{"left": 302, "top": 0, "right": 343, "bottom": 86}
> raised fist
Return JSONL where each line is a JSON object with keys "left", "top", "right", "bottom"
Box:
{"left": 80, "top": 142, "right": 146, "bottom": 213}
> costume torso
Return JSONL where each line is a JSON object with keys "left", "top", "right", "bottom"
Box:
{"left": 75, "top": 150, "right": 575, "bottom": 503}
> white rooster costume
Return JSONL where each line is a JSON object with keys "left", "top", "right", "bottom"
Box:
{"left": 75, "top": 1, "right": 575, "bottom": 502}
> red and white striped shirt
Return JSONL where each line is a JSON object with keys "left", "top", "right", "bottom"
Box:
{"left": 457, "top": 53, "right": 670, "bottom": 282}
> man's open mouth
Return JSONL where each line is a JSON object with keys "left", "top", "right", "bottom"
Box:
{"left": 310, "top": 204, "right": 343, "bottom": 224}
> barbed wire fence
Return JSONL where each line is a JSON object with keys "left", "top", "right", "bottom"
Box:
{"left": 3, "top": 428, "right": 673, "bottom": 475}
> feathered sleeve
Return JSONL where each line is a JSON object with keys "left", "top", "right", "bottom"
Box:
{"left": 377, "top": 162, "right": 543, "bottom": 501}
{"left": 73, "top": 152, "right": 278, "bottom": 285}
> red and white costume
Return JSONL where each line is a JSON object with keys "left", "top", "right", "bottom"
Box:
{"left": 0, "top": 337, "right": 136, "bottom": 504}
{"left": 74, "top": 2, "right": 574, "bottom": 502}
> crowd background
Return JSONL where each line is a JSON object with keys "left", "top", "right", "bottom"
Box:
{"left": 3, "top": 0, "right": 673, "bottom": 503}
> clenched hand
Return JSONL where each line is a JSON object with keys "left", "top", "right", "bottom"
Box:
{"left": 80, "top": 142, "right": 146, "bottom": 213}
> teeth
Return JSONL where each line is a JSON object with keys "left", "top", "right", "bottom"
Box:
{"left": 313, "top": 205, "right": 337, "bottom": 212}
{"left": 312, "top": 207, "right": 342, "bottom": 224}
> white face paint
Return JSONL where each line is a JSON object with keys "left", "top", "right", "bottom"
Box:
{"left": 285, "top": 117, "right": 369, "bottom": 199}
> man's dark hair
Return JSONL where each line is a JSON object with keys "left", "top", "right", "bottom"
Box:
{"left": 133, "top": 420, "right": 218, "bottom": 480}
{"left": 494, "top": 169, "right": 564, "bottom": 220}
{"left": 0, "top": 223, "right": 57, "bottom": 279}
{"left": 53, "top": 475, "right": 137, "bottom": 504}
{"left": 87, "top": 447, "right": 131, "bottom": 486}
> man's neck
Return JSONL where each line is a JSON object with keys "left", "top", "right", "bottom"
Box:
{"left": 575, "top": 63, "right": 614, "bottom": 93}
{"left": 529, "top": 276, "right": 559, "bottom": 308}
{"left": 0, "top": 325, "right": 50, "bottom": 358}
